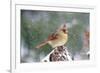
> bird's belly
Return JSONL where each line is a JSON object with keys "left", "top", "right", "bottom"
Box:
{"left": 48, "top": 37, "right": 68, "bottom": 48}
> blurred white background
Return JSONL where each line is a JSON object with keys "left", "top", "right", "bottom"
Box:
{"left": 0, "top": 0, "right": 100, "bottom": 73}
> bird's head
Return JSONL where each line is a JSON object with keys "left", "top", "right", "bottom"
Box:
{"left": 59, "top": 24, "right": 68, "bottom": 34}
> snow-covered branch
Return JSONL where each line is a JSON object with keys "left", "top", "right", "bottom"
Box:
{"left": 41, "top": 46, "right": 72, "bottom": 62}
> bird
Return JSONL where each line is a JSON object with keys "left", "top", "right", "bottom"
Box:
{"left": 36, "top": 24, "right": 68, "bottom": 49}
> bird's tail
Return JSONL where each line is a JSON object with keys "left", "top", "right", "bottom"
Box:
{"left": 36, "top": 40, "right": 48, "bottom": 49}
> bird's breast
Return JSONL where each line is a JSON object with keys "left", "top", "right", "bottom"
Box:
{"left": 48, "top": 33, "right": 68, "bottom": 48}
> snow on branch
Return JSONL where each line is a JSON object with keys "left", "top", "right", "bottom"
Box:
{"left": 41, "top": 46, "right": 72, "bottom": 62}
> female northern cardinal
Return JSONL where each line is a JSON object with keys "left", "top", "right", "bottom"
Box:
{"left": 36, "top": 24, "right": 68, "bottom": 48}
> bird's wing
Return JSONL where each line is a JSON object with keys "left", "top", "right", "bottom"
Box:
{"left": 48, "top": 33, "right": 58, "bottom": 40}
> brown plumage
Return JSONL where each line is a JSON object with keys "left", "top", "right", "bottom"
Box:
{"left": 36, "top": 24, "right": 68, "bottom": 48}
